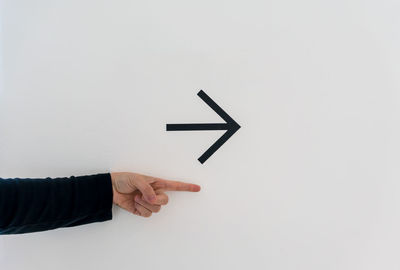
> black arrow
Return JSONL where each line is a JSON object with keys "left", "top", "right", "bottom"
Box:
{"left": 166, "top": 90, "right": 241, "bottom": 164}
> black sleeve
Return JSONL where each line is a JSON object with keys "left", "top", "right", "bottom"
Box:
{"left": 0, "top": 173, "right": 113, "bottom": 235}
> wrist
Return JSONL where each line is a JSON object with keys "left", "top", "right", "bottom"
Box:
{"left": 110, "top": 173, "right": 121, "bottom": 206}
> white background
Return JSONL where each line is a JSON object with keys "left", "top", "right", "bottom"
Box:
{"left": 1, "top": 1, "right": 400, "bottom": 269}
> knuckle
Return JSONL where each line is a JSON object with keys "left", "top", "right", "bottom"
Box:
{"left": 144, "top": 185, "right": 153, "bottom": 194}
{"left": 143, "top": 186, "right": 153, "bottom": 196}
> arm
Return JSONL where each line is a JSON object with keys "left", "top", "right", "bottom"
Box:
{"left": 0, "top": 172, "right": 200, "bottom": 235}
{"left": 0, "top": 173, "right": 113, "bottom": 234}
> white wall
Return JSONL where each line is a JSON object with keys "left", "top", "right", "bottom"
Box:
{"left": 1, "top": 1, "right": 400, "bottom": 269}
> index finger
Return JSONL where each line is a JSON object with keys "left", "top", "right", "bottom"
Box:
{"left": 151, "top": 179, "right": 201, "bottom": 192}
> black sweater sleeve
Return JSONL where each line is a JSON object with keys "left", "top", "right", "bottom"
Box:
{"left": 0, "top": 173, "right": 113, "bottom": 234}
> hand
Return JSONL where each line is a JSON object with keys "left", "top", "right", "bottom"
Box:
{"left": 110, "top": 172, "right": 201, "bottom": 218}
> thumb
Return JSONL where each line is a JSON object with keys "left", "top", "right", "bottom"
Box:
{"left": 132, "top": 177, "right": 157, "bottom": 204}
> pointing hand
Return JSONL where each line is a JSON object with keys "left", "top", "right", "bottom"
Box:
{"left": 110, "top": 172, "right": 201, "bottom": 217}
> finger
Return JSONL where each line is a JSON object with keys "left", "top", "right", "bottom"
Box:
{"left": 122, "top": 198, "right": 140, "bottom": 215}
{"left": 152, "top": 179, "right": 201, "bottom": 192}
{"left": 153, "top": 189, "right": 169, "bottom": 205}
{"left": 133, "top": 176, "right": 157, "bottom": 203}
{"left": 135, "top": 202, "right": 152, "bottom": 217}
{"left": 135, "top": 195, "right": 161, "bottom": 213}
{"left": 155, "top": 189, "right": 164, "bottom": 194}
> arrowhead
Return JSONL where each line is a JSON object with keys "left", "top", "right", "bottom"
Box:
{"left": 196, "top": 90, "right": 241, "bottom": 164}
{"left": 228, "top": 120, "right": 241, "bottom": 135}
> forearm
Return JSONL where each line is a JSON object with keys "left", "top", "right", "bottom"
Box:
{"left": 0, "top": 173, "right": 113, "bottom": 234}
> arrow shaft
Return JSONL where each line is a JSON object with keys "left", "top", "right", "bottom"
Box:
{"left": 166, "top": 123, "right": 228, "bottom": 131}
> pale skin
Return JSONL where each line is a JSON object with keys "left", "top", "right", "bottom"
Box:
{"left": 111, "top": 172, "right": 201, "bottom": 217}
